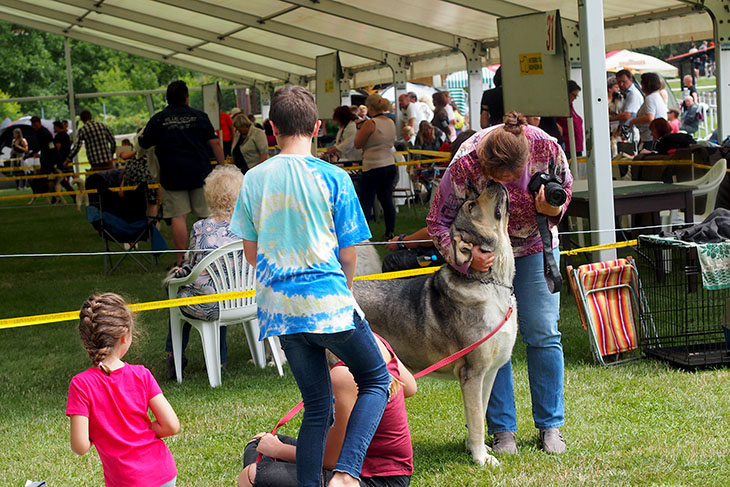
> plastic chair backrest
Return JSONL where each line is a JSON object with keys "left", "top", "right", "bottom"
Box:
{"left": 688, "top": 158, "right": 726, "bottom": 197}
{"left": 171, "top": 240, "right": 256, "bottom": 314}
{"left": 576, "top": 258, "right": 640, "bottom": 357}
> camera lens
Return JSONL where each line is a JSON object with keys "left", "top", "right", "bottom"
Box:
{"left": 544, "top": 181, "right": 567, "bottom": 207}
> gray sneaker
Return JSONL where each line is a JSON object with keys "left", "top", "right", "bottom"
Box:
{"left": 540, "top": 428, "right": 566, "bottom": 454}
{"left": 491, "top": 432, "right": 518, "bottom": 454}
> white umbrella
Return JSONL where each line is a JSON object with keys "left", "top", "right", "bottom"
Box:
{"left": 605, "top": 49, "right": 678, "bottom": 78}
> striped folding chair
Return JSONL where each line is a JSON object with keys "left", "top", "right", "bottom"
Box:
{"left": 567, "top": 257, "right": 642, "bottom": 365}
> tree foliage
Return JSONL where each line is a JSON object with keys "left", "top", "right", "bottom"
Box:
{"left": 0, "top": 21, "right": 242, "bottom": 134}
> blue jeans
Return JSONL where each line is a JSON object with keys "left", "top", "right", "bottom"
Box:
{"left": 487, "top": 248, "right": 565, "bottom": 434}
{"left": 279, "top": 312, "right": 391, "bottom": 487}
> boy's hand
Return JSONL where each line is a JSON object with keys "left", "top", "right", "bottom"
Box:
{"left": 256, "top": 433, "right": 283, "bottom": 458}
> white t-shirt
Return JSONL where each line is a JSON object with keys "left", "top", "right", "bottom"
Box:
{"left": 636, "top": 91, "right": 668, "bottom": 142}
{"left": 404, "top": 103, "right": 423, "bottom": 129}
{"left": 621, "top": 84, "right": 644, "bottom": 124}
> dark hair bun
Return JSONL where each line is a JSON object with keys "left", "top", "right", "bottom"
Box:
{"left": 502, "top": 111, "right": 527, "bottom": 135}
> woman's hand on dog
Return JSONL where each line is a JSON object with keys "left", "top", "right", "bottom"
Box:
{"left": 470, "top": 246, "right": 495, "bottom": 272}
{"left": 534, "top": 186, "right": 563, "bottom": 217}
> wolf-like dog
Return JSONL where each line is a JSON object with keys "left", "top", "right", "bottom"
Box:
{"left": 353, "top": 180, "right": 517, "bottom": 466}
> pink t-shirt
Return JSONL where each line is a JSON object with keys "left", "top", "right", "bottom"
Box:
{"left": 66, "top": 364, "right": 177, "bottom": 487}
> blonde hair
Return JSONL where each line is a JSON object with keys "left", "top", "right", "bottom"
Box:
{"left": 232, "top": 113, "right": 252, "bottom": 128}
{"left": 204, "top": 164, "right": 244, "bottom": 220}
{"left": 78, "top": 293, "right": 135, "bottom": 376}
{"left": 477, "top": 111, "right": 530, "bottom": 179}
{"left": 365, "top": 94, "right": 391, "bottom": 114}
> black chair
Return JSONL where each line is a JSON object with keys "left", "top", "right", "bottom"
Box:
{"left": 85, "top": 169, "right": 166, "bottom": 273}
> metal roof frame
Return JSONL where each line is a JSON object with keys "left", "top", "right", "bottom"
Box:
{"left": 0, "top": 1, "right": 711, "bottom": 89}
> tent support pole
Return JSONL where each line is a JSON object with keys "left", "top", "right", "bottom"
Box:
{"left": 578, "top": 0, "right": 616, "bottom": 261}
{"left": 457, "top": 39, "right": 484, "bottom": 131}
{"left": 385, "top": 53, "right": 409, "bottom": 131}
{"left": 702, "top": 1, "right": 730, "bottom": 141}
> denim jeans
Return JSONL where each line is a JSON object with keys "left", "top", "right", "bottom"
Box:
{"left": 486, "top": 248, "right": 565, "bottom": 434}
{"left": 279, "top": 312, "right": 391, "bottom": 487}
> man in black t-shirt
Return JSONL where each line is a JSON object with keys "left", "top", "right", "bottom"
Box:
{"left": 29, "top": 116, "right": 61, "bottom": 174}
{"left": 138, "top": 80, "right": 225, "bottom": 265}
{"left": 682, "top": 75, "right": 698, "bottom": 105}
{"left": 53, "top": 120, "right": 71, "bottom": 168}
{"left": 480, "top": 67, "right": 504, "bottom": 129}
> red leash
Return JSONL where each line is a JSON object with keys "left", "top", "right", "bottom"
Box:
{"left": 256, "top": 305, "right": 514, "bottom": 461}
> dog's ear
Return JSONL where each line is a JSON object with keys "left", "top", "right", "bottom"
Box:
{"left": 452, "top": 233, "right": 474, "bottom": 267}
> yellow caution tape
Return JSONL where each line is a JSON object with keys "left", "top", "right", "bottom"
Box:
{"left": 0, "top": 164, "right": 39, "bottom": 172}
{"left": 0, "top": 183, "right": 162, "bottom": 201}
{"left": 0, "top": 230, "right": 642, "bottom": 329}
{"left": 0, "top": 267, "right": 439, "bottom": 330}
{"left": 560, "top": 239, "right": 638, "bottom": 256}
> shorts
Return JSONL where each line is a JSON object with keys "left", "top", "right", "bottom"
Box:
{"left": 162, "top": 187, "right": 209, "bottom": 219}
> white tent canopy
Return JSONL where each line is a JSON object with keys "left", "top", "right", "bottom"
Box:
{"left": 605, "top": 49, "right": 679, "bottom": 77}
{"left": 0, "top": 1, "right": 713, "bottom": 89}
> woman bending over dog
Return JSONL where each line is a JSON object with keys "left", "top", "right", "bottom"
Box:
{"left": 427, "top": 111, "right": 573, "bottom": 455}
{"left": 239, "top": 334, "right": 416, "bottom": 487}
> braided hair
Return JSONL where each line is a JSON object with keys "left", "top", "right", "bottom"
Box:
{"left": 78, "top": 293, "right": 135, "bottom": 375}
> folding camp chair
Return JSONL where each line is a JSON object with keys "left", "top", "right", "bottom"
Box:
{"left": 85, "top": 170, "right": 166, "bottom": 274}
{"left": 567, "top": 257, "right": 642, "bottom": 365}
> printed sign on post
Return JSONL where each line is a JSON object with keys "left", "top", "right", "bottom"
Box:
{"left": 519, "top": 53, "right": 544, "bottom": 75}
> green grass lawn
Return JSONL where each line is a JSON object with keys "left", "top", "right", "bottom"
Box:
{"left": 1, "top": 193, "right": 729, "bottom": 486}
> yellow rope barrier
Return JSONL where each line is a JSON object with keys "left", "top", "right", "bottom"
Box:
{"left": 0, "top": 238, "right": 643, "bottom": 330}
{"left": 0, "top": 164, "right": 39, "bottom": 172}
{"left": 0, "top": 183, "right": 162, "bottom": 201}
{"left": 0, "top": 267, "right": 439, "bottom": 330}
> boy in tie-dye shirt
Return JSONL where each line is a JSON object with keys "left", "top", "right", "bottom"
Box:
{"left": 230, "top": 85, "right": 390, "bottom": 487}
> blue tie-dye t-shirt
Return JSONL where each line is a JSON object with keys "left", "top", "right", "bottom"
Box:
{"left": 230, "top": 154, "right": 371, "bottom": 339}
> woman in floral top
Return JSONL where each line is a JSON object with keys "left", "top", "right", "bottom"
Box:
{"left": 164, "top": 164, "right": 246, "bottom": 380}
{"left": 427, "top": 112, "right": 573, "bottom": 455}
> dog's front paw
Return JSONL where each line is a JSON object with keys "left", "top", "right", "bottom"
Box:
{"left": 469, "top": 443, "right": 500, "bottom": 467}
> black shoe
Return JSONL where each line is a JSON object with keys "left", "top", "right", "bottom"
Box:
{"left": 384, "top": 232, "right": 395, "bottom": 240}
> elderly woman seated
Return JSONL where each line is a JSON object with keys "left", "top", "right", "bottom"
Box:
{"left": 164, "top": 164, "right": 245, "bottom": 380}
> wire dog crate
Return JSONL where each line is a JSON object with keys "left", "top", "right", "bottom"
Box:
{"left": 636, "top": 236, "right": 730, "bottom": 368}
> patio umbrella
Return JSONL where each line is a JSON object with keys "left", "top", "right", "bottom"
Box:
{"left": 605, "top": 50, "right": 678, "bottom": 78}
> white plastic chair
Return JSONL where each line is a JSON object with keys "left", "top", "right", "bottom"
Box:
{"left": 167, "top": 240, "right": 284, "bottom": 387}
{"left": 662, "top": 158, "right": 727, "bottom": 228}
{"left": 392, "top": 154, "right": 415, "bottom": 212}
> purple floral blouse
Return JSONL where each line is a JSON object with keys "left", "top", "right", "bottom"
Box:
{"left": 426, "top": 124, "right": 573, "bottom": 274}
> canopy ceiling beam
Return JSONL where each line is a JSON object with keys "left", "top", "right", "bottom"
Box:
{"left": 0, "top": 0, "right": 288, "bottom": 82}
{"left": 441, "top": 0, "right": 538, "bottom": 18}
{"left": 54, "top": 0, "right": 316, "bottom": 69}
{"left": 280, "top": 0, "right": 457, "bottom": 48}
{"left": 0, "top": 12, "right": 256, "bottom": 86}
{"left": 604, "top": 5, "right": 701, "bottom": 28}
{"left": 157, "top": 0, "right": 387, "bottom": 62}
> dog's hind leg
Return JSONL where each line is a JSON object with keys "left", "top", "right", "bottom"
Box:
{"left": 459, "top": 365, "right": 499, "bottom": 467}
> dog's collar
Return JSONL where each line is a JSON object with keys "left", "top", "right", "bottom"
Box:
{"left": 466, "top": 274, "right": 514, "bottom": 294}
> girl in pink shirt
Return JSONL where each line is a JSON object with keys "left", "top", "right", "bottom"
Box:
{"left": 67, "top": 293, "right": 180, "bottom": 487}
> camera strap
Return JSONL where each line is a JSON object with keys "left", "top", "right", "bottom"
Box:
{"left": 536, "top": 213, "right": 563, "bottom": 294}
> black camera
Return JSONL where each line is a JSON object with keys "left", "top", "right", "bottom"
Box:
{"left": 528, "top": 171, "right": 567, "bottom": 207}
{"left": 527, "top": 170, "right": 565, "bottom": 294}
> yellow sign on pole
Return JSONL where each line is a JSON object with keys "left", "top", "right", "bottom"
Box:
{"left": 519, "top": 53, "right": 544, "bottom": 75}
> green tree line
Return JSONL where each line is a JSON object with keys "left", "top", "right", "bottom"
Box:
{"left": 0, "top": 22, "right": 239, "bottom": 134}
